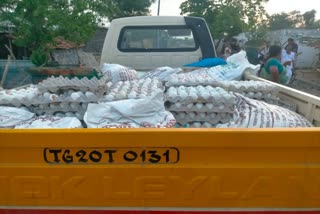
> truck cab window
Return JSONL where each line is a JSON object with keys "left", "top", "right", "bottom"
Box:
{"left": 118, "top": 26, "right": 198, "bottom": 52}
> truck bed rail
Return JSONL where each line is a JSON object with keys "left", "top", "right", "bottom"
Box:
{"left": 245, "top": 72, "right": 320, "bottom": 126}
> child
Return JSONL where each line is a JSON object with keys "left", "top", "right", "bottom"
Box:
{"left": 281, "top": 45, "right": 295, "bottom": 84}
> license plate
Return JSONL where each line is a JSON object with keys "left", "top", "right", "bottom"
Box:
{"left": 43, "top": 147, "right": 180, "bottom": 165}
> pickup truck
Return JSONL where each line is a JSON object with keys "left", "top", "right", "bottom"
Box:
{"left": 1, "top": 16, "right": 320, "bottom": 214}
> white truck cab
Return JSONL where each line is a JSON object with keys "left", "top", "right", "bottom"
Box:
{"left": 101, "top": 16, "right": 216, "bottom": 70}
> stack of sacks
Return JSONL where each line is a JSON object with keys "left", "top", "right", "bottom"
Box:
{"left": 0, "top": 76, "right": 108, "bottom": 120}
{"left": 101, "top": 78, "right": 164, "bottom": 102}
{"left": 165, "top": 86, "right": 236, "bottom": 128}
{"left": 217, "top": 94, "right": 313, "bottom": 128}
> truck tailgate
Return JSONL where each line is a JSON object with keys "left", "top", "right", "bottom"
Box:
{"left": 1, "top": 128, "right": 320, "bottom": 213}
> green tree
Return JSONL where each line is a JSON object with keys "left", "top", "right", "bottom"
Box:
{"left": 0, "top": 0, "right": 116, "bottom": 65}
{"left": 180, "top": 0, "right": 268, "bottom": 39}
{"left": 212, "top": 5, "right": 246, "bottom": 38}
{"left": 269, "top": 12, "right": 298, "bottom": 30}
{"left": 108, "top": 0, "right": 156, "bottom": 21}
{"left": 303, "top": 9, "right": 316, "bottom": 29}
{"left": 267, "top": 10, "right": 320, "bottom": 30}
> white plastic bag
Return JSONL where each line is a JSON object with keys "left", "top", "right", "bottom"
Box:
{"left": 84, "top": 92, "right": 176, "bottom": 128}
{"left": 140, "top": 67, "right": 182, "bottom": 81}
{"left": 226, "top": 51, "right": 260, "bottom": 76}
{"left": 101, "top": 63, "right": 138, "bottom": 83}
{"left": 15, "top": 116, "right": 83, "bottom": 129}
{"left": 0, "top": 106, "right": 35, "bottom": 128}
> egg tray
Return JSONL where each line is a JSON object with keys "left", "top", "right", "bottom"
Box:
{"left": 166, "top": 102, "right": 235, "bottom": 113}
{"left": 237, "top": 92, "right": 279, "bottom": 104}
{"left": 165, "top": 72, "right": 221, "bottom": 87}
{"left": 35, "top": 111, "right": 86, "bottom": 120}
{"left": 0, "top": 87, "right": 102, "bottom": 106}
{"left": 219, "top": 80, "right": 279, "bottom": 94}
{"left": 29, "top": 102, "right": 88, "bottom": 113}
{"left": 165, "top": 86, "right": 236, "bottom": 104}
{"left": 102, "top": 78, "right": 164, "bottom": 102}
{"left": 175, "top": 122, "right": 218, "bottom": 128}
{"left": 37, "top": 76, "right": 109, "bottom": 93}
{"left": 171, "top": 111, "right": 233, "bottom": 124}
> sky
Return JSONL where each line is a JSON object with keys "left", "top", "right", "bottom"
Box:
{"left": 150, "top": 0, "right": 320, "bottom": 19}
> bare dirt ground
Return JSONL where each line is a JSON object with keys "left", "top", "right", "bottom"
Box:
{"left": 289, "top": 69, "right": 320, "bottom": 97}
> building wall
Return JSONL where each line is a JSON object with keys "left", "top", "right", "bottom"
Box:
{"left": 267, "top": 29, "right": 320, "bottom": 69}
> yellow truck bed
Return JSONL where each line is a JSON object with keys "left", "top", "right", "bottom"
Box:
{"left": 1, "top": 128, "right": 320, "bottom": 214}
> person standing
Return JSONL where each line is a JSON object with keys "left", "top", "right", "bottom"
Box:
{"left": 230, "top": 38, "right": 241, "bottom": 54}
{"left": 285, "top": 38, "right": 298, "bottom": 53}
{"left": 221, "top": 39, "right": 232, "bottom": 59}
{"left": 258, "top": 40, "right": 271, "bottom": 63}
{"left": 260, "top": 45, "right": 290, "bottom": 84}
{"left": 281, "top": 45, "right": 295, "bottom": 84}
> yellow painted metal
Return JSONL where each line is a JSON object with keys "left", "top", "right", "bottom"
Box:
{"left": 0, "top": 128, "right": 320, "bottom": 208}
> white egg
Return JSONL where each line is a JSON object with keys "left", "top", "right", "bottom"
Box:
{"left": 187, "top": 103, "right": 194, "bottom": 110}
{"left": 70, "top": 103, "right": 79, "bottom": 109}
{"left": 189, "top": 93, "right": 198, "bottom": 101}
{"left": 139, "top": 94, "right": 147, "bottom": 98}
{"left": 128, "top": 92, "right": 137, "bottom": 99}
{"left": 174, "top": 102, "right": 182, "bottom": 109}
{"left": 71, "top": 92, "right": 83, "bottom": 101}
{"left": 179, "top": 91, "right": 188, "bottom": 101}
{"left": 65, "top": 112, "right": 75, "bottom": 117}
{"left": 210, "top": 113, "right": 217, "bottom": 119}
{"left": 43, "top": 92, "right": 51, "bottom": 99}
{"left": 193, "top": 122, "right": 201, "bottom": 128}
{"left": 195, "top": 103, "right": 203, "bottom": 110}
{"left": 104, "top": 94, "right": 113, "bottom": 101}
{"left": 199, "top": 112, "right": 206, "bottom": 120}
{"left": 178, "top": 112, "right": 186, "bottom": 120}
{"left": 75, "top": 112, "right": 82, "bottom": 119}
{"left": 81, "top": 103, "right": 88, "bottom": 110}
{"left": 54, "top": 113, "right": 65, "bottom": 117}
{"left": 59, "top": 103, "right": 68, "bottom": 109}
{"left": 206, "top": 103, "right": 214, "bottom": 110}
{"left": 203, "top": 122, "right": 212, "bottom": 128}
{"left": 85, "top": 91, "right": 97, "bottom": 100}
{"left": 188, "top": 112, "right": 196, "bottom": 119}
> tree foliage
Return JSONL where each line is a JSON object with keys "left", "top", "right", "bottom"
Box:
{"left": 268, "top": 10, "right": 320, "bottom": 30}
{"left": 108, "top": 0, "right": 156, "bottom": 21}
{"left": 303, "top": 9, "right": 316, "bottom": 29}
{"left": 180, "top": 0, "right": 269, "bottom": 38}
{"left": 0, "top": 0, "right": 154, "bottom": 65}
{"left": 269, "top": 12, "right": 300, "bottom": 30}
